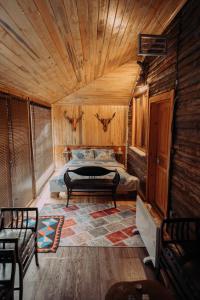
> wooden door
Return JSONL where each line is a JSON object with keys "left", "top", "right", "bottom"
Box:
{"left": 147, "top": 91, "right": 174, "bottom": 217}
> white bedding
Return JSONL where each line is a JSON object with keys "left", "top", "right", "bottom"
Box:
{"left": 49, "top": 159, "right": 139, "bottom": 193}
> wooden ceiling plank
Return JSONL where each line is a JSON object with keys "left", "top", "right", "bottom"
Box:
{"left": 109, "top": 0, "right": 136, "bottom": 64}
{"left": 88, "top": 0, "right": 99, "bottom": 82}
{"left": 103, "top": 0, "right": 127, "bottom": 71}
{"left": 0, "top": 0, "right": 187, "bottom": 103}
{"left": 117, "top": 0, "right": 150, "bottom": 65}
{"left": 0, "top": 26, "right": 56, "bottom": 85}
{"left": 55, "top": 62, "right": 139, "bottom": 105}
{"left": 97, "top": 0, "right": 119, "bottom": 78}
{"left": 119, "top": 0, "right": 186, "bottom": 64}
{"left": 34, "top": 0, "right": 78, "bottom": 85}
{"left": 0, "top": 81, "right": 50, "bottom": 105}
{"left": 0, "top": 65, "right": 52, "bottom": 100}
{"left": 0, "top": 2, "right": 38, "bottom": 60}
{"left": 49, "top": 0, "right": 83, "bottom": 83}
{"left": 63, "top": 0, "right": 85, "bottom": 83}
{"left": 76, "top": 0, "right": 91, "bottom": 84}
{"left": 94, "top": 0, "right": 109, "bottom": 78}
{"left": 17, "top": 0, "right": 74, "bottom": 93}
{"left": 1, "top": 0, "right": 62, "bottom": 75}
{"left": 0, "top": 42, "right": 62, "bottom": 99}
{"left": 0, "top": 0, "right": 70, "bottom": 97}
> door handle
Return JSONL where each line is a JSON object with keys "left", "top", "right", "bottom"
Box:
{"left": 156, "top": 157, "right": 160, "bottom": 164}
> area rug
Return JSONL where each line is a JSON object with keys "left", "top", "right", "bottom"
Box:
{"left": 39, "top": 202, "right": 144, "bottom": 247}
{"left": 37, "top": 216, "right": 64, "bottom": 253}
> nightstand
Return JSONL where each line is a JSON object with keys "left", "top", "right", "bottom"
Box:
{"left": 115, "top": 151, "right": 123, "bottom": 164}
{"left": 63, "top": 150, "right": 71, "bottom": 163}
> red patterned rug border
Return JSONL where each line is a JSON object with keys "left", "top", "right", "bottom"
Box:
{"left": 37, "top": 215, "right": 64, "bottom": 253}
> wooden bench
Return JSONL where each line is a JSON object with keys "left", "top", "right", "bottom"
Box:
{"left": 64, "top": 166, "right": 120, "bottom": 208}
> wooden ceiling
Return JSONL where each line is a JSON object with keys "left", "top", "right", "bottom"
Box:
{"left": 0, "top": 0, "right": 186, "bottom": 105}
{"left": 57, "top": 62, "right": 138, "bottom": 105}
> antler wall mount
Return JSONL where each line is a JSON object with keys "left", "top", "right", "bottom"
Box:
{"left": 64, "top": 111, "right": 84, "bottom": 131}
{"left": 95, "top": 112, "right": 116, "bottom": 132}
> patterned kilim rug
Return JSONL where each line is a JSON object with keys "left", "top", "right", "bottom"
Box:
{"left": 37, "top": 216, "right": 64, "bottom": 253}
{"left": 39, "top": 202, "right": 144, "bottom": 247}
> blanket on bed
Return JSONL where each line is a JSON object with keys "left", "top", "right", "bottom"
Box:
{"left": 49, "top": 159, "right": 138, "bottom": 193}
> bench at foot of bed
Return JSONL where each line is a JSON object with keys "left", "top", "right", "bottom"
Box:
{"left": 64, "top": 166, "right": 120, "bottom": 208}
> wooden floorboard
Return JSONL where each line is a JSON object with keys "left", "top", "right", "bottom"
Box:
{"left": 23, "top": 247, "right": 155, "bottom": 300}
{"left": 21, "top": 176, "right": 156, "bottom": 300}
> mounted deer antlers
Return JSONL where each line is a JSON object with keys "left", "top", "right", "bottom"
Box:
{"left": 64, "top": 111, "right": 84, "bottom": 131}
{"left": 95, "top": 112, "right": 116, "bottom": 132}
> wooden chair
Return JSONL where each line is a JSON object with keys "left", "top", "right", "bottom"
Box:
{"left": 0, "top": 249, "right": 16, "bottom": 300}
{"left": 159, "top": 218, "right": 200, "bottom": 300}
{"left": 0, "top": 208, "right": 39, "bottom": 300}
{"left": 64, "top": 166, "right": 120, "bottom": 208}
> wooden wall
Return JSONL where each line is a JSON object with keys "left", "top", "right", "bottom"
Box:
{"left": 52, "top": 105, "right": 128, "bottom": 168}
{"left": 127, "top": 0, "right": 200, "bottom": 217}
{"left": 127, "top": 99, "right": 147, "bottom": 198}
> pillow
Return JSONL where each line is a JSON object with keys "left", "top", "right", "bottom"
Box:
{"left": 94, "top": 149, "right": 115, "bottom": 161}
{"left": 71, "top": 149, "right": 94, "bottom": 160}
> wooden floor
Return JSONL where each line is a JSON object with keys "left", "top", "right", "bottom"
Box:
{"left": 21, "top": 179, "right": 156, "bottom": 300}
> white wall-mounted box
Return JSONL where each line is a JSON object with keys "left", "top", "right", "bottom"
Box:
{"left": 136, "top": 197, "right": 161, "bottom": 268}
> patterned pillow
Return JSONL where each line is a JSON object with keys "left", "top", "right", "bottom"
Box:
{"left": 94, "top": 149, "right": 115, "bottom": 161}
{"left": 71, "top": 149, "right": 94, "bottom": 160}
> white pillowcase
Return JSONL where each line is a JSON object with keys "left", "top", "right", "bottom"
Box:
{"left": 94, "top": 149, "right": 115, "bottom": 160}
{"left": 71, "top": 149, "right": 94, "bottom": 160}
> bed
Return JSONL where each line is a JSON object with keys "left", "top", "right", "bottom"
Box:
{"left": 49, "top": 149, "right": 139, "bottom": 197}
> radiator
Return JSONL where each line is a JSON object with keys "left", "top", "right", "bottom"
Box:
{"left": 136, "top": 197, "right": 161, "bottom": 268}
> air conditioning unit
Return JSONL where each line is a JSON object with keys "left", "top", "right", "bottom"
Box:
{"left": 138, "top": 34, "right": 167, "bottom": 56}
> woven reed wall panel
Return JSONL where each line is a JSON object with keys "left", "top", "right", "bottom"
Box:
{"left": 0, "top": 95, "right": 11, "bottom": 207}
{"left": 31, "top": 104, "right": 54, "bottom": 195}
{"left": 9, "top": 97, "right": 33, "bottom": 207}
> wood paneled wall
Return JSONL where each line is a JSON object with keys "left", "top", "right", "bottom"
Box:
{"left": 52, "top": 105, "right": 128, "bottom": 168}
{"left": 127, "top": 99, "right": 147, "bottom": 198}
{"left": 127, "top": 0, "right": 200, "bottom": 217}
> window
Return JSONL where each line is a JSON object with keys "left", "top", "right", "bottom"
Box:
{"left": 30, "top": 104, "right": 54, "bottom": 196}
{"left": 132, "top": 90, "right": 148, "bottom": 152}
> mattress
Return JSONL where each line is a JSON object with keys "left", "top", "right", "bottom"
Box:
{"left": 49, "top": 159, "right": 139, "bottom": 193}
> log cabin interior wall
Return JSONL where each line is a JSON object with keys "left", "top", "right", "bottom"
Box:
{"left": 128, "top": 0, "right": 200, "bottom": 217}
{"left": 127, "top": 99, "right": 147, "bottom": 199}
{"left": 52, "top": 104, "right": 127, "bottom": 168}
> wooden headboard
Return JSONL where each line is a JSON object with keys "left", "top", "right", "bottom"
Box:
{"left": 64, "top": 145, "right": 126, "bottom": 164}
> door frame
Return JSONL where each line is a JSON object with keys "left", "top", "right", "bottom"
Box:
{"left": 146, "top": 90, "right": 174, "bottom": 217}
